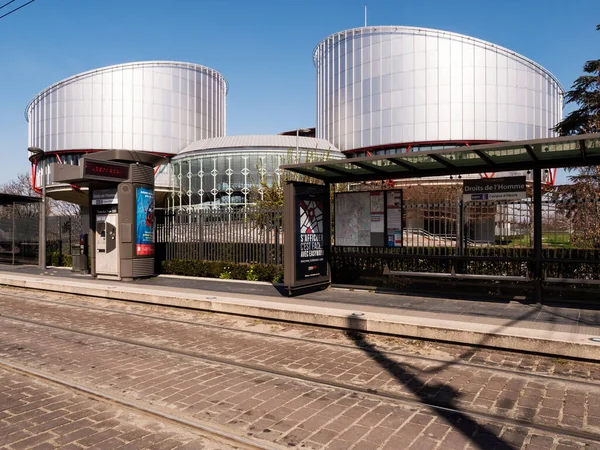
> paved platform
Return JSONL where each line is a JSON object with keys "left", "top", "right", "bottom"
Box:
{"left": 1, "top": 265, "right": 599, "bottom": 361}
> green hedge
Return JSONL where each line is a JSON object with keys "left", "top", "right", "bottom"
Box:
{"left": 161, "top": 259, "right": 283, "bottom": 283}
{"left": 164, "top": 242, "right": 282, "bottom": 266}
{"left": 47, "top": 251, "right": 72, "bottom": 268}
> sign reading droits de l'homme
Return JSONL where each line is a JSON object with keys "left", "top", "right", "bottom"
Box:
{"left": 463, "top": 176, "right": 527, "bottom": 201}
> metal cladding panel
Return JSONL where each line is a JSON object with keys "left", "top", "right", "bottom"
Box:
{"left": 177, "top": 135, "right": 342, "bottom": 155}
{"left": 130, "top": 164, "right": 155, "bottom": 185}
{"left": 313, "top": 27, "right": 564, "bottom": 152}
{"left": 26, "top": 61, "right": 227, "bottom": 155}
{"left": 132, "top": 258, "right": 154, "bottom": 278}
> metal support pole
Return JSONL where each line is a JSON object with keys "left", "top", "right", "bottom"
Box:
{"left": 457, "top": 199, "right": 464, "bottom": 273}
{"left": 463, "top": 202, "right": 468, "bottom": 260}
{"left": 275, "top": 222, "right": 280, "bottom": 266}
{"left": 39, "top": 157, "right": 47, "bottom": 270}
{"left": 59, "top": 215, "right": 63, "bottom": 263}
{"left": 12, "top": 202, "right": 15, "bottom": 265}
{"left": 296, "top": 129, "right": 299, "bottom": 163}
{"left": 533, "top": 168, "right": 543, "bottom": 304}
{"left": 325, "top": 182, "right": 331, "bottom": 282}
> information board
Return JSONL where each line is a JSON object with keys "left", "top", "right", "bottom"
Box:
{"left": 84, "top": 160, "right": 129, "bottom": 181}
{"left": 335, "top": 192, "right": 371, "bottom": 246}
{"left": 335, "top": 190, "right": 401, "bottom": 247}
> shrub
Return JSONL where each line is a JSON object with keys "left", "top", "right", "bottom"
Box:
{"left": 62, "top": 254, "right": 72, "bottom": 267}
{"left": 229, "top": 264, "right": 249, "bottom": 280}
{"left": 249, "top": 264, "right": 277, "bottom": 282}
{"left": 44, "top": 251, "right": 72, "bottom": 268}
{"left": 247, "top": 266, "right": 260, "bottom": 281}
{"left": 161, "top": 259, "right": 283, "bottom": 283}
{"left": 272, "top": 269, "right": 284, "bottom": 284}
{"left": 219, "top": 266, "right": 233, "bottom": 279}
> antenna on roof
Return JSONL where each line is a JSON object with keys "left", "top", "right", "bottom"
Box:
{"left": 364, "top": 4, "right": 367, "bottom": 27}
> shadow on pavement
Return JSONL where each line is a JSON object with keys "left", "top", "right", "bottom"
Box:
{"left": 420, "top": 306, "right": 541, "bottom": 375}
{"left": 346, "top": 314, "right": 515, "bottom": 450}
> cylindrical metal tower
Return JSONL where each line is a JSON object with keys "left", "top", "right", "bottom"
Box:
{"left": 26, "top": 61, "right": 227, "bottom": 156}
{"left": 314, "top": 26, "right": 563, "bottom": 153}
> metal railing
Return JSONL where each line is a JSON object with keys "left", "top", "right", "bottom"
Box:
{"left": 156, "top": 194, "right": 600, "bottom": 284}
{"left": 332, "top": 195, "right": 600, "bottom": 283}
{"left": 157, "top": 207, "right": 283, "bottom": 265}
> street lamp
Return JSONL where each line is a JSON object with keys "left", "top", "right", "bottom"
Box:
{"left": 28, "top": 146, "right": 46, "bottom": 270}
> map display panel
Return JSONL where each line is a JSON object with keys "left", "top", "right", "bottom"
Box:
{"left": 335, "top": 192, "right": 372, "bottom": 247}
{"left": 335, "top": 190, "right": 403, "bottom": 247}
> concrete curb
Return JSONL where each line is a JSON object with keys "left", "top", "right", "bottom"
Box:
{"left": 1, "top": 273, "right": 599, "bottom": 361}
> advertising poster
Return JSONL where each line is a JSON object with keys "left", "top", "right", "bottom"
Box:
{"left": 295, "top": 184, "right": 330, "bottom": 282}
{"left": 136, "top": 187, "right": 155, "bottom": 256}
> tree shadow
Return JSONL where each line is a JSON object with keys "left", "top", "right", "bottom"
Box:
{"left": 418, "top": 306, "right": 541, "bottom": 375}
{"left": 532, "top": 303, "right": 600, "bottom": 328}
{"left": 346, "top": 314, "right": 523, "bottom": 450}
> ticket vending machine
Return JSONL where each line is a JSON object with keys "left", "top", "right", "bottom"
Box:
{"left": 94, "top": 206, "right": 119, "bottom": 278}
{"left": 90, "top": 188, "right": 120, "bottom": 279}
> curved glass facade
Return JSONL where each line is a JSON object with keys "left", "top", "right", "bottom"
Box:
{"left": 314, "top": 26, "right": 564, "bottom": 152}
{"left": 170, "top": 137, "right": 343, "bottom": 210}
{"left": 26, "top": 61, "right": 227, "bottom": 155}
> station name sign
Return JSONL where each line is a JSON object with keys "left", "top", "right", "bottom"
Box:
{"left": 463, "top": 176, "right": 527, "bottom": 201}
{"left": 84, "top": 160, "right": 130, "bottom": 181}
{"left": 91, "top": 188, "right": 118, "bottom": 206}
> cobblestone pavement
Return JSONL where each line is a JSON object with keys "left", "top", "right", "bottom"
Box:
{"left": 0, "top": 367, "right": 237, "bottom": 449}
{"left": 0, "top": 287, "right": 599, "bottom": 449}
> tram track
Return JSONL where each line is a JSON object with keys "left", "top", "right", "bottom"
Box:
{"left": 0, "top": 358, "right": 284, "bottom": 450}
{"left": 1, "top": 289, "right": 599, "bottom": 389}
{"left": 1, "top": 310, "right": 600, "bottom": 446}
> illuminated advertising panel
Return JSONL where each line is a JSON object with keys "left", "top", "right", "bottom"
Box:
{"left": 135, "top": 187, "right": 155, "bottom": 256}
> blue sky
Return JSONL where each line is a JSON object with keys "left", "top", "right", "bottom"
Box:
{"left": 0, "top": 0, "right": 598, "bottom": 185}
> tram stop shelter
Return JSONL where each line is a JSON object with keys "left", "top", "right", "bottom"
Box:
{"left": 281, "top": 133, "right": 600, "bottom": 301}
{"left": 51, "top": 150, "right": 168, "bottom": 281}
{"left": 0, "top": 193, "right": 41, "bottom": 265}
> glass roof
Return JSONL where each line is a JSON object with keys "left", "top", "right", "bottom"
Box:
{"left": 280, "top": 134, "right": 600, "bottom": 183}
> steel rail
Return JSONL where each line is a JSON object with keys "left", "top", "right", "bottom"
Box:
{"left": 1, "top": 313, "right": 599, "bottom": 446}
{"left": 0, "top": 360, "right": 284, "bottom": 450}
{"left": 1, "top": 291, "right": 598, "bottom": 388}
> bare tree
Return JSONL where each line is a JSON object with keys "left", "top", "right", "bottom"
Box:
{"left": 0, "top": 172, "right": 80, "bottom": 218}
{"left": 0, "top": 173, "right": 41, "bottom": 218}
{"left": 51, "top": 198, "right": 81, "bottom": 217}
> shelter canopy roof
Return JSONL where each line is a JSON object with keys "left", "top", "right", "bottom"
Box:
{"left": 280, "top": 133, "right": 600, "bottom": 183}
{"left": 0, "top": 193, "right": 40, "bottom": 205}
